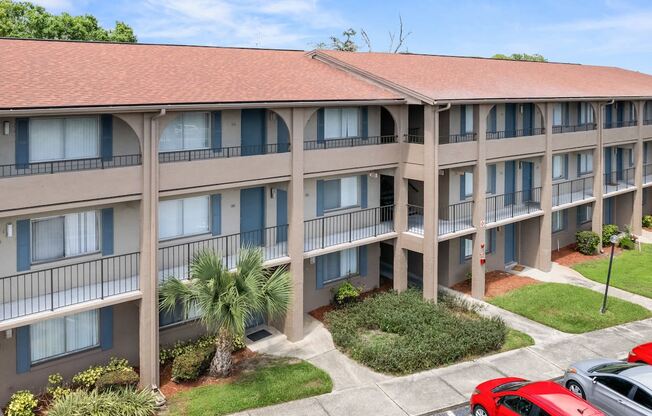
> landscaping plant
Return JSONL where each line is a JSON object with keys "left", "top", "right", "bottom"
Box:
{"left": 48, "top": 387, "right": 156, "bottom": 416}
{"left": 95, "top": 367, "right": 140, "bottom": 391}
{"left": 160, "top": 334, "right": 245, "bottom": 365}
{"left": 602, "top": 224, "right": 619, "bottom": 246}
{"left": 575, "top": 231, "right": 601, "bottom": 255}
{"left": 643, "top": 215, "right": 652, "bottom": 229}
{"left": 159, "top": 249, "right": 292, "bottom": 377}
{"left": 333, "top": 281, "right": 361, "bottom": 306}
{"left": 171, "top": 343, "right": 215, "bottom": 382}
{"left": 6, "top": 390, "right": 38, "bottom": 416}
{"left": 46, "top": 373, "right": 71, "bottom": 402}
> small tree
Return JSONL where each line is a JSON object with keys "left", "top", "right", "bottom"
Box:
{"left": 492, "top": 53, "right": 547, "bottom": 62}
{"left": 159, "top": 249, "right": 292, "bottom": 377}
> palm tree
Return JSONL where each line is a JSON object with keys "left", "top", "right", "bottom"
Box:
{"left": 159, "top": 248, "right": 292, "bottom": 377}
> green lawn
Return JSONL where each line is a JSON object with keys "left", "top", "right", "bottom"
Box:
{"left": 489, "top": 283, "right": 651, "bottom": 334}
{"left": 501, "top": 329, "right": 535, "bottom": 352}
{"left": 573, "top": 244, "right": 652, "bottom": 298}
{"left": 167, "top": 357, "right": 332, "bottom": 416}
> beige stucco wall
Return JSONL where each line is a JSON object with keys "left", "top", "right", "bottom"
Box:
{"left": 551, "top": 205, "right": 593, "bottom": 249}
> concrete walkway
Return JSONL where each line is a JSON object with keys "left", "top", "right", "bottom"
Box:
{"left": 240, "top": 313, "right": 652, "bottom": 416}
{"left": 639, "top": 229, "right": 652, "bottom": 244}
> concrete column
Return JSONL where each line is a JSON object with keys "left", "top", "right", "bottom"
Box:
{"left": 537, "top": 103, "right": 553, "bottom": 271}
{"left": 633, "top": 100, "right": 644, "bottom": 234}
{"left": 284, "top": 107, "right": 306, "bottom": 342}
{"left": 138, "top": 113, "right": 160, "bottom": 389}
{"left": 471, "top": 104, "right": 488, "bottom": 299}
{"left": 592, "top": 102, "right": 605, "bottom": 248}
{"left": 393, "top": 105, "right": 409, "bottom": 292}
{"left": 422, "top": 105, "right": 438, "bottom": 301}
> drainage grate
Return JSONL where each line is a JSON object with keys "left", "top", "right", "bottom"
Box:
{"left": 247, "top": 329, "right": 272, "bottom": 342}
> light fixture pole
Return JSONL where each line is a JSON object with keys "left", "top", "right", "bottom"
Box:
{"left": 600, "top": 234, "right": 620, "bottom": 314}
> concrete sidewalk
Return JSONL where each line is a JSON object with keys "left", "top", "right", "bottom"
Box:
{"left": 241, "top": 314, "right": 652, "bottom": 416}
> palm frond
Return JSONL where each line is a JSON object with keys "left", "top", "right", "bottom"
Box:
{"left": 190, "top": 250, "right": 230, "bottom": 290}
{"left": 260, "top": 266, "right": 293, "bottom": 320}
{"left": 159, "top": 277, "right": 195, "bottom": 314}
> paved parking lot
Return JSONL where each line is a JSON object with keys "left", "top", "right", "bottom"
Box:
{"left": 431, "top": 405, "right": 469, "bottom": 416}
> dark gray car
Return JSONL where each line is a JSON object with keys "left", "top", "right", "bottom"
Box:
{"left": 561, "top": 358, "right": 652, "bottom": 415}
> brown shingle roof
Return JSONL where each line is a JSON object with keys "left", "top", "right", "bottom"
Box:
{"left": 317, "top": 50, "right": 652, "bottom": 101}
{"left": 0, "top": 39, "right": 401, "bottom": 109}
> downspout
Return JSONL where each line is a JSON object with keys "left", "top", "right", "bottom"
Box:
{"left": 436, "top": 103, "right": 452, "bottom": 114}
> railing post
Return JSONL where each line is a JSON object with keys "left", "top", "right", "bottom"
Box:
{"left": 50, "top": 270, "right": 54, "bottom": 311}
{"left": 101, "top": 259, "right": 104, "bottom": 299}
{"left": 374, "top": 207, "right": 378, "bottom": 236}
{"left": 349, "top": 212, "right": 352, "bottom": 243}
{"left": 452, "top": 204, "right": 457, "bottom": 233}
{"left": 321, "top": 219, "right": 325, "bottom": 249}
{"left": 186, "top": 242, "right": 191, "bottom": 278}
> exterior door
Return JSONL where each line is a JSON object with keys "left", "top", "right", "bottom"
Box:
{"left": 241, "top": 109, "right": 266, "bottom": 156}
{"left": 504, "top": 161, "right": 516, "bottom": 205}
{"left": 605, "top": 148, "right": 613, "bottom": 184}
{"left": 604, "top": 197, "right": 613, "bottom": 224}
{"left": 504, "top": 223, "right": 516, "bottom": 264}
{"left": 522, "top": 103, "right": 533, "bottom": 135}
{"left": 240, "top": 187, "right": 265, "bottom": 247}
{"left": 522, "top": 161, "right": 533, "bottom": 202}
{"left": 505, "top": 104, "right": 517, "bottom": 137}
{"left": 276, "top": 189, "right": 288, "bottom": 243}
{"left": 616, "top": 147, "right": 624, "bottom": 180}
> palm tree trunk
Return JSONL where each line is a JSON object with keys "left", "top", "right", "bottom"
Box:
{"left": 209, "top": 329, "right": 234, "bottom": 378}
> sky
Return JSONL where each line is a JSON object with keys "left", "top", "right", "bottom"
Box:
{"left": 32, "top": 0, "right": 652, "bottom": 74}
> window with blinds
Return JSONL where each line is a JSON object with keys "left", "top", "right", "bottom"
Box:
{"left": 29, "top": 117, "right": 99, "bottom": 162}
{"left": 31, "top": 211, "right": 99, "bottom": 263}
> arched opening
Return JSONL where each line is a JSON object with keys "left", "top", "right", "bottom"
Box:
{"left": 550, "top": 102, "right": 596, "bottom": 133}
{"left": 603, "top": 100, "right": 637, "bottom": 129}
{"left": 644, "top": 101, "right": 652, "bottom": 125}
{"left": 486, "top": 103, "right": 545, "bottom": 139}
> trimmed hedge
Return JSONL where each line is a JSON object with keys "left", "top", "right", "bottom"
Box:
{"left": 643, "top": 215, "right": 652, "bottom": 229}
{"left": 576, "top": 231, "right": 600, "bottom": 255}
{"left": 602, "top": 224, "right": 619, "bottom": 246}
{"left": 95, "top": 368, "right": 139, "bottom": 391}
{"left": 171, "top": 344, "right": 215, "bottom": 382}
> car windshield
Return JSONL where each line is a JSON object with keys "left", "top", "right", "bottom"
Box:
{"left": 589, "top": 362, "right": 645, "bottom": 374}
{"left": 492, "top": 381, "right": 531, "bottom": 393}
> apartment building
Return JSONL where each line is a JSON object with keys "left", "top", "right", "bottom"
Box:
{"left": 1, "top": 39, "right": 652, "bottom": 403}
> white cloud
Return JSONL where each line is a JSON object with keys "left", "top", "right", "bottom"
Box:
{"left": 31, "top": 0, "right": 75, "bottom": 11}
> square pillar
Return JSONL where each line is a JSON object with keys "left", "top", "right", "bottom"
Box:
{"left": 393, "top": 105, "right": 409, "bottom": 292}
{"left": 633, "top": 100, "right": 645, "bottom": 234}
{"left": 537, "top": 103, "right": 553, "bottom": 271}
{"left": 422, "top": 105, "right": 438, "bottom": 301}
{"left": 471, "top": 104, "right": 489, "bottom": 299}
{"left": 592, "top": 102, "right": 605, "bottom": 248}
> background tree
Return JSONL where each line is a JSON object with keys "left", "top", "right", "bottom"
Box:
{"left": 492, "top": 53, "right": 547, "bottom": 62}
{"left": 317, "top": 15, "right": 411, "bottom": 53}
{"left": 159, "top": 249, "right": 292, "bottom": 377}
{"left": 0, "top": 0, "right": 137, "bottom": 42}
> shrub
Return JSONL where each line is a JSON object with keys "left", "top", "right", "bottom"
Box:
{"left": 333, "top": 281, "right": 362, "bottom": 306}
{"left": 72, "top": 358, "right": 133, "bottom": 390}
{"left": 95, "top": 367, "right": 139, "bottom": 391}
{"left": 6, "top": 390, "right": 38, "bottom": 416}
{"left": 576, "top": 231, "right": 600, "bottom": 255}
{"left": 171, "top": 344, "right": 215, "bottom": 382}
{"left": 643, "top": 215, "right": 652, "bottom": 229}
{"left": 233, "top": 334, "right": 246, "bottom": 351}
{"left": 48, "top": 387, "right": 156, "bottom": 416}
{"left": 47, "top": 373, "right": 70, "bottom": 402}
{"left": 619, "top": 235, "right": 636, "bottom": 250}
{"left": 602, "top": 224, "right": 620, "bottom": 246}
{"left": 160, "top": 335, "right": 216, "bottom": 365}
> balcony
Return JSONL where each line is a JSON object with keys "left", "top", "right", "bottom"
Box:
{"left": 0, "top": 154, "right": 141, "bottom": 178}
{"left": 304, "top": 135, "right": 397, "bottom": 150}
{"left": 405, "top": 201, "right": 474, "bottom": 236}
{"left": 486, "top": 188, "right": 542, "bottom": 224}
{"left": 552, "top": 123, "right": 597, "bottom": 134}
{"left": 159, "top": 144, "right": 287, "bottom": 163}
{"left": 159, "top": 226, "right": 289, "bottom": 282}
{"left": 0, "top": 252, "right": 140, "bottom": 323}
{"left": 604, "top": 120, "right": 637, "bottom": 129}
{"left": 552, "top": 177, "right": 594, "bottom": 207}
{"left": 604, "top": 168, "right": 636, "bottom": 194}
{"left": 405, "top": 135, "right": 424, "bottom": 144}
{"left": 645, "top": 164, "right": 652, "bottom": 185}
{"left": 304, "top": 205, "right": 395, "bottom": 252}
{"left": 486, "top": 127, "right": 545, "bottom": 140}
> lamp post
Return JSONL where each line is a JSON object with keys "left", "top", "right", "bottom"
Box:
{"left": 600, "top": 234, "right": 620, "bottom": 314}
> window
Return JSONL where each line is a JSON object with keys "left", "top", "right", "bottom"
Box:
{"left": 463, "top": 172, "right": 473, "bottom": 198}
{"left": 633, "top": 387, "right": 652, "bottom": 410}
{"left": 323, "top": 176, "right": 359, "bottom": 211}
{"left": 485, "top": 229, "right": 495, "bottom": 254}
{"left": 30, "top": 310, "right": 99, "bottom": 363}
{"left": 553, "top": 103, "right": 563, "bottom": 126}
{"left": 579, "top": 102, "right": 594, "bottom": 124}
{"left": 578, "top": 152, "right": 593, "bottom": 175}
{"left": 159, "top": 301, "right": 200, "bottom": 327}
{"left": 159, "top": 196, "right": 210, "bottom": 239}
{"left": 577, "top": 205, "right": 593, "bottom": 224}
{"left": 160, "top": 112, "right": 210, "bottom": 152}
{"left": 596, "top": 376, "right": 635, "bottom": 397}
{"left": 32, "top": 211, "right": 99, "bottom": 263}
{"left": 487, "top": 164, "right": 497, "bottom": 194}
{"left": 461, "top": 105, "right": 474, "bottom": 134}
{"left": 463, "top": 237, "right": 473, "bottom": 260}
{"left": 552, "top": 155, "right": 566, "bottom": 180}
{"left": 324, "top": 108, "right": 359, "bottom": 139}
{"left": 552, "top": 211, "right": 565, "bottom": 233}
{"left": 29, "top": 117, "right": 99, "bottom": 162}
{"left": 322, "top": 248, "right": 359, "bottom": 284}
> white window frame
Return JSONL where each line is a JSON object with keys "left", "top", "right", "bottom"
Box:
{"left": 464, "top": 172, "right": 474, "bottom": 199}
{"left": 323, "top": 176, "right": 360, "bottom": 212}
{"left": 31, "top": 210, "right": 100, "bottom": 264}
{"left": 29, "top": 309, "right": 100, "bottom": 364}
{"left": 159, "top": 112, "right": 211, "bottom": 152}
{"left": 158, "top": 196, "right": 211, "bottom": 241}
{"left": 463, "top": 237, "right": 473, "bottom": 259}
{"left": 552, "top": 155, "right": 566, "bottom": 180}
{"left": 553, "top": 103, "right": 563, "bottom": 126}
{"left": 29, "top": 116, "right": 100, "bottom": 163}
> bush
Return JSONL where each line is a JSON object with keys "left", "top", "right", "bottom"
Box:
{"left": 325, "top": 289, "right": 506, "bottom": 375}
{"left": 6, "top": 390, "right": 38, "bottom": 416}
{"left": 47, "top": 373, "right": 70, "bottom": 402}
{"left": 160, "top": 335, "right": 216, "bottom": 365}
{"left": 602, "top": 224, "right": 620, "bottom": 246}
{"left": 48, "top": 387, "right": 156, "bottom": 416}
{"left": 72, "top": 358, "right": 133, "bottom": 390}
{"left": 643, "top": 215, "right": 652, "bottom": 229}
{"left": 233, "top": 334, "right": 246, "bottom": 351}
{"left": 576, "top": 231, "right": 600, "bottom": 255}
{"left": 95, "top": 367, "right": 140, "bottom": 391}
{"left": 333, "top": 281, "right": 362, "bottom": 306}
{"left": 171, "top": 344, "right": 215, "bottom": 382}
{"left": 619, "top": 235, "right": 636, "bottom": 250}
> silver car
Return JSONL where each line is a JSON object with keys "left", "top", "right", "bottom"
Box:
{"left": 562, "top": 358, "right": 652, "bottom": 415}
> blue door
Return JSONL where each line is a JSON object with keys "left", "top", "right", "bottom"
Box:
{"left": 523, "top": 103, "right": 533, "bottom": 135}
{"left": 241, "top": 109, "right": 266, "bottom": 156}
{"left": 505, "top": 104, "right": 517, "bottom": 137}
{"left": 605, "top": 104, "right": 613, "bottom": 127}
{"left": 522, "top": 161, "right": 533, "bottom": 202}
{"left": 504, "top": 161, "right": 516, "bottom": 205}
{"left": 617, "top": 103, "right": 624, "bottom": 125}
{"left": 616, "top": 148, "right": 624, "bottom": 180}
{"left": 277, "top": 117, "right": 290, "bottom": 153}
{"left": 605, "top": 148, "right": 613, "bottom": 184}
{"left": 504, "top": 223, "right": 516, "bottom": 264}
{"left": 276, "top": 189, "right": 288, "bottom": 243}
{"left": 240, "top": 187, "right": 265, "bottom": 247}
{"left": 604, "top": 198, "right": 613, "bottom": 224}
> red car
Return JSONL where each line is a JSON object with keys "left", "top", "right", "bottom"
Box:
{"left": 628, "top": 342, "right": 652, "bottom": 364}
{"left": 470, "top": 377, "right": 604, "bottom": 416}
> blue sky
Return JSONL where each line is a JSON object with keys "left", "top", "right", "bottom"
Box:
{"left": 33, "top": 0, "right": 652, "bottom": 74}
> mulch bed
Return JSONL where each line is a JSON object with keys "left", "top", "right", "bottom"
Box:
{"left": 159, "top": 347, "right": 256, "bottom": 397}
{"left": 552, "top": 244, "right": 622, "bottom": 267}
{"left": 451, "top": 270, "right": 540, "bottom": 299}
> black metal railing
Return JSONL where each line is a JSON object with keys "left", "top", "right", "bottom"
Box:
{"left": 304, "top": 205, "right": 394, "bottom": 252}
{"left": 486, "top": 127, "right": 545, "bottom": 140}
{"left": 604, "top": 168, "right": 636, "bottom": 193}
{"left": 604, "top": 120, "right": 637, "bottom": 129}
{"left": 439, "top": 201, "right": 474, "bottom": 235}
{"left": 0, "top": 154, "right": 142, "bottom": 178}
{"left": 552, "top": 177, "right": 594, "bottom": 206}
{"left": 159, "top": 143, "right": 287, "bottom": 163}
{"left": 406, "top": 204, "right": 424, "bottom": 234}
{"left": 644, "top": 119, "right": 652, "bottom": 126}
{"left": 645, "top": 164, "right": 652, "bottom": 184}
{"left": 445, "top": 132, "right": 477, "bottom": 143}
{"left": 404, "top": 134, "right": 424, "bottom": 144}
{"left": 485, "top": 188, "right": 542, "bottom": 223}
{"left": 0, "top": 252, "right": 140, "bottom": 322}
{"left": 304, "top": 135, "right": 397, "bottom": 150}
{"left": 158, "top": 225, "right": 289, "bottom": 282}
{"left": 552, "top": 123, "right": 597, "bottom": 134}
